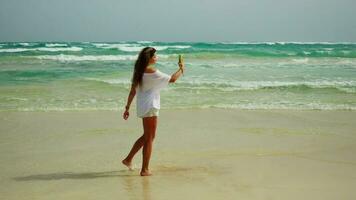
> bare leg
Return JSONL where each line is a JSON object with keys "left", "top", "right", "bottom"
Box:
{"left": 141, "top": 116, "right": 157, "bottom": 176}
{"left": 122, "top": 135, "right": 145, "bottom": 170}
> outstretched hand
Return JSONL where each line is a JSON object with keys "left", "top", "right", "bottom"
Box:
{"left": 123, "top": 110, "right": 129, "bottom": 120}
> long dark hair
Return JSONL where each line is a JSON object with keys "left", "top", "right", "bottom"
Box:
{"left": 131, "top": 47, "right": 156, "bottom": 87}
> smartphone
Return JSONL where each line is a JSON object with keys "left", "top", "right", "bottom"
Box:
{"left": 178, "top": 54, "right": 184, "bottom": 76}
{"left": 178, "top": 54, "right": 183, "bottom": 63}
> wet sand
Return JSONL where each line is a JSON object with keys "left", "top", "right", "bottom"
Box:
{"left": 1, "top": 108, "right": 356, "bottom": 200}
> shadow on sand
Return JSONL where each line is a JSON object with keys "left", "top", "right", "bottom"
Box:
{"left": 13, "top": 170, "right": 138, "bottom": 181}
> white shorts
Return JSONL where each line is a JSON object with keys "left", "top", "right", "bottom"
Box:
{"left": 141, "top": 108, "right": 159, "bottom": 118}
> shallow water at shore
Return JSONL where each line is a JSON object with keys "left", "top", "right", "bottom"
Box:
{"left": 1, "top": 42, "right": 356, "bottom": 111}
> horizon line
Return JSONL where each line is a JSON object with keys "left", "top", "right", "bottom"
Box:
{"left": 1, "top": 41, "right": 356, "bottom": 44}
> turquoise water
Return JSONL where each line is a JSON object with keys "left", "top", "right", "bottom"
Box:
{"left": 0, "top": 41, "right": 356, "bottom": 111}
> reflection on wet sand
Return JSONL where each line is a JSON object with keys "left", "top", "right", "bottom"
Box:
{"left": 122, "top": 172, "right": 151, "bottom": 200}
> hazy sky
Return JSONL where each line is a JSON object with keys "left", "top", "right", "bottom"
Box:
{"left": 1, "top": 0, "right": 355, "bottom": 42}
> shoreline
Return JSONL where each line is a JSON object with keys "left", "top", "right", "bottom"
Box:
{"left": 1, "top": 106, "right": 356, "bottom": 112}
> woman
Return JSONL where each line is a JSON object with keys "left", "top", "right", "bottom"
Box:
{"left": 122, "top": 47, "right": 185, "bottom": 176}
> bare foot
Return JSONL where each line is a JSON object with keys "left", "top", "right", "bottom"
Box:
{"left": 122, "top": 159, "right": 133, "bottom": 171}
{"left": 140, "top": 170, "right": 152, "bottom": 176}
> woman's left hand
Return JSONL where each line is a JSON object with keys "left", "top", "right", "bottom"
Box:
{"left": 123, "top": 110, "right": 129, "bottom": 120}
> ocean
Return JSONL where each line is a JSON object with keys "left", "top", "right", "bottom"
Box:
{"left": 0, "top": 41, "right": 355, "bottom": 111}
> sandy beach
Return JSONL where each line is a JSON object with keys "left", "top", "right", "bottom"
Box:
{"left": 0, "top": 108, "right": 355, "bottom": 199}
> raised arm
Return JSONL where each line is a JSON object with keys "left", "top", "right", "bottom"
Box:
{"left": 123, "top": 83, "right": 137, "bottom": 120}
{"left": 169, "top": 62, "right": 185, "bottom": 83}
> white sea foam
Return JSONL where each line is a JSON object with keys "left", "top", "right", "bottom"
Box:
{"left": 123, "top": 45, "right": 192, "bottom": 51}
{"left": 119, "top": 46, "right": 148, "bottom": 52}
{"left": 19, "top": 42, "right": 30, "bottom": 46}
{"left": 92, "top": 43, "right": 110, "bottom": 47}
{"left": 83, "top": 77, "right": 131, "bottom": 85}
{"left": 335, "top": 87, "right": 356, "bottom": 93}
{"left": 45, "top": 43, "right": 68, "bottom": 47}
{"left": 18, "top": 42, "right": 38, "bottom": 46}
{"left": 80, "top": 77, "right": 356, "bottom": 92}
{"left": 11, "top": 102, "right": 356, "bottom": 112}
{"left": 0, "top": 48, "right": 29, "bottom": 53}
{"left": 137, "top": 41, "right": 153, "bottom": 44}
{"left": 0, "top": 47, "right": 82, "bottom": 53}
{"left": 323, "top": 48, "right": 334, "bottom": 51}
{"left": 92, "top": 43, "right": 191, "bottom": 52}
{"left": 181, "top": 80, "right": 356, "bottom": 91}
{"left": 220, "top": 42, "right": 285, "bottom": 45}
{"left": 205, "top": 103, "right": 356, "bottom": 110}
{"left": 291, "top": 58, "right": 309, "bottom": 64}
{"left": 220, "top": 41, "right": 356, "bottom": 45}
{"left": 34, "top": 54, "right": 138, "bottom": 61}
{"left": 93, "top": 43, "right": 142, "bottom": 51}
{"left": 36, "top": 47, "right": 82, "bottom": 52}
{"left": 93, "top": 43, "right": 139, "bottom": 48}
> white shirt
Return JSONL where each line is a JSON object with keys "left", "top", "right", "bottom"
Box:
{"left": 136, "top": 69, "right": 171, "bottom": 117}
